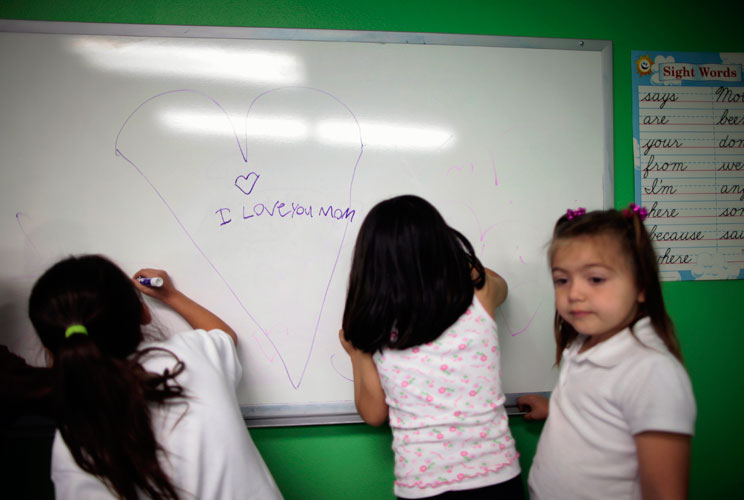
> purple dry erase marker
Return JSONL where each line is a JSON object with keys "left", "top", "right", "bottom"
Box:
{"left": 137, "top": 277, "right": 163, "bottom": 287}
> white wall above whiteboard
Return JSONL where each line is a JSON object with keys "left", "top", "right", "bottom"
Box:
{"left": 0, "top": 21, "right": 613, "bottom": 425}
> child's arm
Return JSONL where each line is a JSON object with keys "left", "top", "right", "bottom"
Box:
{"left": 133, "top": 268, "right": 238, "bottom": 346}
{"left": 485, "top": 267, "right": 508, "bottom": 307}
{"left": 339, "top": 329, "right": 388, "bottom": 426}
{"left": 517, "top": 394, "right": 549, "bottom": 420}
{"left": 475, "top": 267, "right": 508, "bottom": 320}
{"left": 635, "top": 431, "right": 691, "bottom": 500}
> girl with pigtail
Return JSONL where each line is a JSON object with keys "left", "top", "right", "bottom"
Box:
{"left": 28, "top": 254, "right": 281, "bottom": 500}
{"left": 518, "top": 204, "right": 696, "bottom": 500}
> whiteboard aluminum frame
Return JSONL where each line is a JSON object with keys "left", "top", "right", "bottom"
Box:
{"left": 0, "top": 19, "right": 615, "bottom": 207}
{"left": 1, "top": 20, "right": 613, "bottom": 427}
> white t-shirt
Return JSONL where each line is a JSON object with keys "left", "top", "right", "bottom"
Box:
{"left": 528, "top": 317, "right": 696, "bottom": 500}
{"left": 51, "top": 329, "right": 282, "bottom": 500}
{"left": 374, "top": 296, "right": 520, "bottom": 499}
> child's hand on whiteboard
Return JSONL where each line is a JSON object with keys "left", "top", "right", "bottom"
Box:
{"left": 134, "top": 268, "right": 238, "bottom": 345}
{"left": 517, "top": 394, "right": 549, "bottom": 420}
{"left": 132, "top": 268, "right": 175, "bottom": 300}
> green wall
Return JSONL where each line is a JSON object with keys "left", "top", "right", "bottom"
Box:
{"left": 2, "top": 1, "right": 742, "bottom": 498}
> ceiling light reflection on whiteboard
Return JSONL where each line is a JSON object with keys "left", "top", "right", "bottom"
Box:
{"left": 316, "top": 120, "right": 455, "bottom": 150}
{"left": 158, "top": 110, "right": 454, "bottom": 151}
{"left": 69, "top": 38, "right": 304, "bottom": 84}
{"left": 161, "top": 110, "right": 309, "bottom": 140}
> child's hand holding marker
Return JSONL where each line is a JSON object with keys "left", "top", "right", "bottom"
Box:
{"left": 133, "top": 268, "right": 175, "bottom": 301}
{"left": 132, "top": 268, "right": 237, "bottom": 343}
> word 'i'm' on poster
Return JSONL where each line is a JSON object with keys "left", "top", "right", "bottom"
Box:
{"left": 632, "top": 50, "right": 744, "bottom": 281}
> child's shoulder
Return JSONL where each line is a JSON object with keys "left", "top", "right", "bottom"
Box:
{"left": 627, "top": 318, "right": 681, "bottom": 363}
{"left": 615, "top": 326, "right": 684, "bottom": 375}
{"left": 473, "top": 268, "right": 507, "bottom": 317}
{"left": 619, "top": 343, "right": 686, "bottom": 381}
{"left": 614, "top": 323, "right": 693, "bottom": 402}
{"left": 614, "top": 343, "right": 696, "bottom": 434}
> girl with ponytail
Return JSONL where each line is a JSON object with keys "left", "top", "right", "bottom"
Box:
{"left": 518, "top": 205, "right": 696, "bottom": 500}
{"left": 29, "top": 255, "right": 281, "bottom": 499}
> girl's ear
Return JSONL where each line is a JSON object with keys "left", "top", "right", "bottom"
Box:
{"left": 637, "top": 289, "right": 646, "bottom": 303}
{"left": 141, "top": 302, "right": 152, "bottom": 325}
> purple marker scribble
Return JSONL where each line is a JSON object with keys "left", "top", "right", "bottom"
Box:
{"left": 461, "top": 203, "right": 504, "bottom": 255}
{"left": 491, "top": 153, "right": 499, "bottom": 186}
{"left": 516, "top": 245, "right": 525, "bottom": 264}
{"left": 226, "top": 199, "right": 355, "bottom": 226}
{"left": 447, "top": 162, "right": 475, "bottom": 175}
{"left": 15, "top": 212, "right": 41, "bottom": 257}
{"left": 115, "top": 87, "right": 364, "bottom": 390}
{"left": 12, "top": 212, "right": 46, "bottom": 280}
{"left": 330, "top": 354, "right": 353, "bottom": 382}
{"left": 499, "top": 302, "right": 541, "bottom": 337}
{"left": 234, "top": 172, "right": 260, "bottom": 195}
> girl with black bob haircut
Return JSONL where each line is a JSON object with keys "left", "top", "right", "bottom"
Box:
{"left": 340, "top": 195, "right": 524, "bottom": 499}
{"left": 29, "top": 254, "right": 281, "bottom": 500}
{"left": 342, "top": 194, "right": 486, "bottom": 352}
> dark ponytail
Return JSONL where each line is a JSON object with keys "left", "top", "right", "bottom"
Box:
{"left": 29, "top": 255, "right": 184, "bottom": 500}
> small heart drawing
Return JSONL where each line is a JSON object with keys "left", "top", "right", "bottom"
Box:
{"left": 235, "top": 172, "right": 260, "bottom": 195}
{"left": 114, "top": 87, "right": 363, "bottom": 390}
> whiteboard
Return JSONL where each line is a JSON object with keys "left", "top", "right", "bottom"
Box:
{"left": 0, "top": 21, "right": 613, "bottom": 425}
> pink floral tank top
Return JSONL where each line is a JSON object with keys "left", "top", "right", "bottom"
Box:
{"left": 373, "top": 295, "right": 520, "bottom": 498}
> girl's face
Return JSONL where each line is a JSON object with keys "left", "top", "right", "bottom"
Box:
{"left": 551, "top": 235, "right": 645, "bottom": 351}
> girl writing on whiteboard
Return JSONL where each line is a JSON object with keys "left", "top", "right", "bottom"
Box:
{"left": 339, "top": 195, "right": 523, "bottom": 499}
{"left": 518, "top": 205, "right": 696, "bottom": 499}
{"left": 28, "top": 254, "right": 282, "bottom": 500}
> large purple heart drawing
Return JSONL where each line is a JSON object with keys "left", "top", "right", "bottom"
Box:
{"left": 115, "top": 87, "right": 363, "bottom": 389}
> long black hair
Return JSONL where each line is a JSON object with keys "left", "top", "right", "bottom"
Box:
{"left": 342, "top": 195, "right": 486, "bottom": 353}
{"left": 548, "top": 206, "right": 681, "bottom": 364}
{"left": 29, "top": 255, "right": 185, "bottom": 500}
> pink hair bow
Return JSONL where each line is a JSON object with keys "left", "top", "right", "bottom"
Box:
{"left": 623, "top": 203, "right": 648, "bottom": 221}
{"left": 566, "top": 207, "right": 586, "bottom": 220}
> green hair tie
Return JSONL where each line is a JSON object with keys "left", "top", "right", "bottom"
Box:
{"left": 65, "top": 324, "right": 88, "bottom": 338}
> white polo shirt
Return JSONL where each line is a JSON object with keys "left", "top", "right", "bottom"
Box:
{"left": 528, "top": 317, "right": 696, "bottom": 500}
